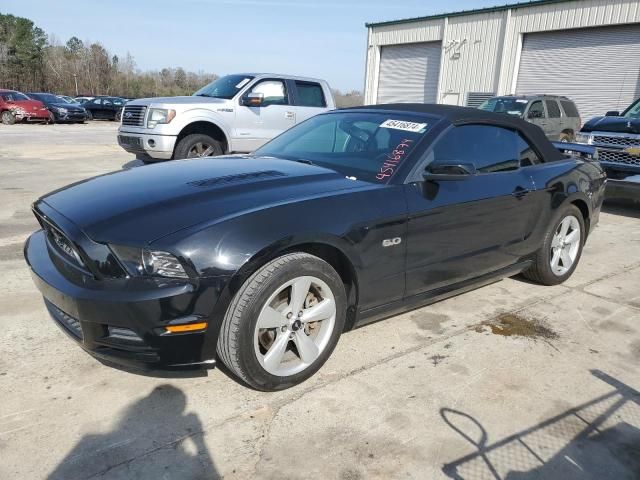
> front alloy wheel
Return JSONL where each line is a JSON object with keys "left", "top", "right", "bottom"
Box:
{"left": 217, "top": 253, "right": 346, "bottom": 391}
{"left": 522, "top": 204, "right": 585, "bottom": 285}
{"left": 254, "top": 276, "right": 336, "bottom": 376}
{"left": 549, "top": 215, "right": 581, "bottom": 276}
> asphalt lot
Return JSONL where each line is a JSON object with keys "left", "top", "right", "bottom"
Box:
{"left": 1, "top": 122, "right": 640, "bottom": 480}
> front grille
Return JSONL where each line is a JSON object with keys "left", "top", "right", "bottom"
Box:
{"left": 45, "top": 300, "right": 82, "bottom": 339}
{"left": 121, "top": 105, "right": 147, "bottom": 126}
{"left": 592, "top": 134, "right": 640, "bottom": 148}
{"left": 44, "top": 224, "right": 85, "bottom": 268}
{"left": 598, "top": 149, "right": 640, "bottom": 167}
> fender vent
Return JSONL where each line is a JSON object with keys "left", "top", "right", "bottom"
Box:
{"left": 187, "top": 170, "right": 285, "bottom": 187}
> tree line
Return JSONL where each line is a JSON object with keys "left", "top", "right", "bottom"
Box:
{"left": 0, "top": 12, "right": 362, "bottom": 106}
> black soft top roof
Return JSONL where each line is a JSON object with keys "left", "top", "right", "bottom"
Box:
{"left": 343, "top": 103, "right": 564, "bottom": 162}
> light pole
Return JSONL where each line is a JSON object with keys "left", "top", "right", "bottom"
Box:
{"left": 73, "top": 74, "right": 79, "bottom": 96}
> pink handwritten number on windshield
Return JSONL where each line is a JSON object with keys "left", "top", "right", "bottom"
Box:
{"left": 376, "top": 139, "right": 413, "bottom": 181}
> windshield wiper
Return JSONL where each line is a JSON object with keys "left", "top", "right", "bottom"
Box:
{"left": 195, "top": 93, "right": 214, "bottom": 97}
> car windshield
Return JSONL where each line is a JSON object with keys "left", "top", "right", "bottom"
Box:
{"left": 478, "top": 97, "right": 529, "bottom": 117}
{"left": 254, "top": 112, "right": 432, "bottom": 183}
{"left": 193, "top": 75, "right": 254, "bottom": 99}
{"left": 30, "top": 93, "right": 60, "bottom": 104}
{"left": 1, "top": 92, "right": 30, "bottom": 101}
{"left": 622, "top": 98, "right": 640, "bottom": 118}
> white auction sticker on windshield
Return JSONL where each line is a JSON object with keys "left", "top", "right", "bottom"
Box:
{"left": 516, "top": 99, "right": 528, "bottom": 103}
{"left": 380, "top": 119, "right": 427, "bottom": 133}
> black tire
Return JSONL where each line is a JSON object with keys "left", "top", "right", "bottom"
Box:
{"left": 85, "top": 110, "right": 93, "bottom": 121}
{"left": 522, "top": 204, "right": 585, "bottom": 286}
{"left": 217, "top": 253, "right": 347, "bottom": 391}
{"left": 1, "top": 111, "right": 16, "bottom": 125}
{"left": 173, "top": 133, "right": 223, "bottom": 160}
{"left": 115, "top": 110, "right": 122, "bottom": 122}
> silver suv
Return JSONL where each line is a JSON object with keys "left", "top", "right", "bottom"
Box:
{"left": 117, "top": 73, "right": 335, "bottom": 162}
{"left": 479, "top": 95, "right": 581, "bottom": 142}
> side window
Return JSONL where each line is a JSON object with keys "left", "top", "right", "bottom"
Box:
{"left": 250, "top": 80, "right": 288, "bottom": 106}
{"left": 295, "top": 81, "right": 326, "bottom": 107}
{"left": 527, "top": 101, "right": 545, "bottom": 119}
{"left": 431, "top": 125, "right": 520, "bottom": 173}
{"left": 517, "top": 134, "right": 542, "bottom": 166}
{"left": 103, "top": 98, "right": 113, "bottom": 106}
{"left": 560, "top": 100, "right": 579, "bottom": 118}
{"left": 545, "top": 100, "right": 561, "bottom": 118}
{"left": 92, "top": 99, "right": 102, "bottom": 105}
{"left": 113, "top": 99, "right": 124, "bottom": 106}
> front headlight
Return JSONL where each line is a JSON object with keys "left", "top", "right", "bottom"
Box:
{"left": 110, "top": 244, "right": 188, "bottom": 278}
{"left": 53, "top": 107, "right": 68, "bottom": 114}
{"left": 575, "top": 132, "right": 592, "bottom": 144}
{"left": 147, "top": 108, "right": 176, "bottom": 128}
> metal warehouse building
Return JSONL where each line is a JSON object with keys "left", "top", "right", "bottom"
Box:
{"left": 364, "top": 0, "right": 640, "bottom": 120}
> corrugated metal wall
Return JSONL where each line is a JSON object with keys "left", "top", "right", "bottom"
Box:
{"left": 365, "top": 0, "right": 640, "bottom": 106}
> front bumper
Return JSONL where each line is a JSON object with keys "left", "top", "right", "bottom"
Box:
{"left": 24, "top": 230, "right": 220, "bottom": 371}
{"left": 605, "top": 174, "right": 640, "bottom": 201}
{"left": 14, "top": 110, "right": 50, "bottom": 122}
{"left": 53, "top": 110, "right": 87, "bottom": 122}
{"left": 117, "top": 130, "right": 177, "bottom": 160}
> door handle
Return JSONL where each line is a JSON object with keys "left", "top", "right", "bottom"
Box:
{"left": 512, "top": 186, "right": 530, "bottom": 198}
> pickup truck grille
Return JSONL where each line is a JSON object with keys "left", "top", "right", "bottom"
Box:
{"left": 121, "top": 105, "right": 147, "bottom": 127}
{"left": 599, "top": 149, "right": 640, "bottom": 167}
{"left": 592, "top": 134, "right": 640, "bottom": 148}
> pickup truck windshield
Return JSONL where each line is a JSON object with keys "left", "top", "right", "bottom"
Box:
{"left": 255, "top": 112, "right": 432, "bottom": 183}
{"left": 193, "top": 75, "right": 254, "bottom": 99}
{"left": 622, "top": 98, "right": 640, "bottom": 118}
{"left": 478, "top": 98, "right": 528, "bottom": 117}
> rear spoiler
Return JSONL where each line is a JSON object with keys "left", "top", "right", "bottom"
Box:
{"left": 552, "top": 142, "right": 599, "bottom": 160}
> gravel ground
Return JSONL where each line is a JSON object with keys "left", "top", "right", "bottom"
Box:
{"left": 1, "top": 122, "right": 639, "bottom": 480}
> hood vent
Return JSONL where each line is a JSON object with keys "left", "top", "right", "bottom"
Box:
{"left": 187, "top": 170, "right": 286, "bottom": 188}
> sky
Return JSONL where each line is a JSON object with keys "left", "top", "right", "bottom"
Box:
{"left": 2, "top": 0, "right": 516, "bottom": 91}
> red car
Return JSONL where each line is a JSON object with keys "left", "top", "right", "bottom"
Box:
{"left": 0, "top": 89, "right": 51, "bottom": 124}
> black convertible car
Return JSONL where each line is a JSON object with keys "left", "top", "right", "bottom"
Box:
{"left": 24, "top": 105, "right": 605, "bottom": 391}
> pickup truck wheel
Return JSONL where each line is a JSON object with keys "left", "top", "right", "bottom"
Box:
{"left": 174, "top": 134, "right": 223, "bottom": 159}
{"left": 217, "top": 253, "right": 346, "bottom": 391}
{"left": 522, "top": 204, "right": 585, "bottom": 286}
{"left": 1, "top": 111, "right": 16, "bottom": 125}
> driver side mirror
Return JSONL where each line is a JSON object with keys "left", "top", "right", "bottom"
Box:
{"left": 242, "top": 92, "right": 264, "bottom": 107}
{"left": 605, "top": 110, "right": 620, "bottom": 117}
{"left": 424, "top": 163, "right": 477, "bottom": 181}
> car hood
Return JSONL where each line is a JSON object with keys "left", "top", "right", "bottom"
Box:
{"left": 581, "top": 116, "right": 640, "bottom": 134}
{"left": 5, "top": 99, "right": 46, "bottom": 110}
{"left": 128, "top": 96, "right": 228, "bottom": 106}
{"left": 38, "top": 156, "right": 369, "bottom": 245}
{"left": 50, "top": 102, "right": 85, "bottom": 111}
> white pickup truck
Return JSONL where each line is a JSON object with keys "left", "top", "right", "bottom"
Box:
{"left": 117, "top": 73, "right": 335, "bottom": 162}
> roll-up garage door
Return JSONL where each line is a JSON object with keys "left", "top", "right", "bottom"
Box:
{"left": 377, "top": 42, "right": 441, "bottom": 104}
{"left": 516, "top": 24, "right": 640, "bottom": 121}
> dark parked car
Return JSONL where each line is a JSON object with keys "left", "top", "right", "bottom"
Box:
{"left": 24, "top": 105, "right": 605, "bottom": 391}
{"left": 82, "top": 96, "right": 126, "bottom": 121}
{"left": 0, "top": 89, "right": 51, "bottom": 124}
{"left": 27, "top": 92, "right": 87, "bottom": 123}
{"left": 479, "top": 95, "right": 581, "bottom": 142}
{"left": 575, "top": 97, "right": 640, "bottom": 200}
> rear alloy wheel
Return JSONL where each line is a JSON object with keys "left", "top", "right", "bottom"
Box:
{"left": 115, "top": 110, "right": 122, "bottom": 122}
{"left": 1, "top": 111, "right": 16, "bottom": 125}
{"left": 522, "top": 204, "right": 585, "bottom": 285}
{"left": 174, "top": 133, "right": 223, "bottom": 160}
{"left": 86, "top": 110, "right": 93, "bottom": 121}
{"left": 217, "top": 253, "right": 346, "bottom": 391}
